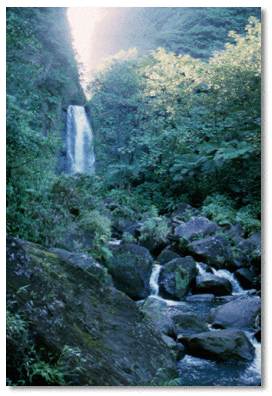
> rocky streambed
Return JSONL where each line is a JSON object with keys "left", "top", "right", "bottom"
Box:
{"left": 6, "top": 201, "right": 261, "bottom": 386}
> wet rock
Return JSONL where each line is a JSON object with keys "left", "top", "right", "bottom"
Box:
{"left": 180, "top": 329, "right": 255, "bottom": 361}
{"left": 156, "top": 250, "right": 181, "bottom": 265}
{"left": 161, "top": 335, "right": 187, "bottom": 361}
{"left": 174, "top": 216, "right": 219, "bottom": 242}
{"left": 254, "top": 329, "right": 261, "bottom": 342}
{"left": 234, "top": 268, "right": 254, "bottom": 290}
{"left": 6, "top": 235, "right": 176, "bottom": 386}
{"left": 138, "top": 297, "right": 177, "bottom": 338}
{"left": 207, "top": 296, "right": 261, "bottom": 330}
{"left": 188, "top": 235, "right": 233, "bottom": 269}
{"left": 107, "top": 243, "right": 153, "bottom": 300}
{"left": 185, "top": 294, "right": 215, "bottom": 302}
{"left": 159, "top": 256, "right": 198, "bottom": 300}
{"left": 172, "top": 312, "right": 210, "bottom": 336}
{"left": 192, "top": 273, "right": 232, "bottom": 296}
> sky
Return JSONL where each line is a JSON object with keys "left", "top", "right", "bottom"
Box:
{"left": 67, "top": 7, "right": 106, "bottom": 91}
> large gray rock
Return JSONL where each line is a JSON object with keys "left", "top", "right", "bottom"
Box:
{"left": 6, "top": 235, "right": 176, "bottom": 386}
{"left": 173, "top": 313, "right": 210, "bottom": 336}
{"left": 188, "top": 235, "right": 233, "bottom": 269}
{"left": 207, "top": 296, "right": 261, "bottom": 330}
{"left": 50, "top": 248, "right": 112, "bottom": 283}
{"left": 180, "top": 329, "right": 255, "bottom": 361}
{"left": 170, "top": 203, "right": 201, "bottom": 220}
{"left": 138, "top": 297, "right": 177, "bottom": 337}
{"left": 234, "top": 268, "right": 254, "bottom": 290}
{"left": 174, "top": 216, "right": 219, "bottom": 242}
{"left": 108, "top": 243, "right": 153, "bottom": 300}
{"left": 159, "top": 256, "right": 198, "bottom": 300}
{"left": 237, "top": 232, "right": 261, "bottom": 255}
{"left": 156, "top": 250, "right": 181, "bottom": 265}
{"left": 192, "top": 273, "right": 232, "bottom": 296}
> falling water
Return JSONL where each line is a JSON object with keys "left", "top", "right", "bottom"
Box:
{"left": 66, "top": 105, "right": 95, "bottom": 174}
{"left": 149, "top": 264, "right": 162, "bottom": 296}
{"left": 212, "top": 268, "right": 245, "bottom": 294}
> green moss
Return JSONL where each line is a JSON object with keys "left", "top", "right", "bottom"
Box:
{"left": 175, "top": 267, "right": 190, "bottom": 291}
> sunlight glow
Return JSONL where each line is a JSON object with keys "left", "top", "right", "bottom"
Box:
{"left": 67, "top": 7, "right": 106, "bottom": 90}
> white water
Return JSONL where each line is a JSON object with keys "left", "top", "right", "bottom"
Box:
{"left": 212, "top": 268, "right": 245, "bottom": 294}
{"left": 148, "top": 260, "right": 261, "bottom": 385}
{"left": 149, "top": 264, "right": 162, "bottom": 296}
{"left": 66, "top": 105, "right": 95, "bottom": 174}
{"left": 196, "top": 262, "right": 245, "bottom": 294}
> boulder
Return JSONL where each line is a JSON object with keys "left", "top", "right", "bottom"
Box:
{"left": 185, "top": 294, "right": 215, "bottom": 302}
{"left": 225, "top": 223, "right": 246, "bottom": 239}
{"left": 237, "top": 232, "right": 261, "bottom": 255}
{"left": 174, "top": 216, "right": 219, "bottom": 242}
{"left": 207, "top": 296, "right": 261, "bottom": 330}
{"left": 170, "top": 203, "right": 201, "bottom": 220}
{"left": 138, "top": 297, "right": 177, "bottom": 338}
{"left": 6, "top": 235, "right": 176, "bottom": 386}
{"left": 172, "top": 313, "right": 210, "bottom": 336}
{"left": 192, "top": 273, "right": 232, "bottom": 296}
{"left": 161, "top": 335, "right": 187, "bottom": 361}
{"left": 234, "top": 268, "right": 254, "bottom": 290}
{"left": 50, "top": 248, "right": 112, "bottom": 283}
{"left": 180, "top": 329, "right": 255, "bottom": 361}
{"left": 188, "top": 235, "right": 233, "bottom": 269}
{"left": 156, "top": 250, "right": 181, "bottom": 265}
{"left": 107, "top": 243, "right": 153, "bottom": 300}
{"left": 159, "top": 256, "right": 198, "bottom": 300}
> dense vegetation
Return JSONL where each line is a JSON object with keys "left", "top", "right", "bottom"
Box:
{"left": 6, "top": 7, "right": 85, "bottom": 243}
{"left": 88, "top": 16, "right": 261, "bottom": 216}
{"left": 6, "top": 7, "right": 261, "bottom": 251}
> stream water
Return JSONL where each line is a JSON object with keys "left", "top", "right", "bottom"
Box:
{"left": 148, "top": 262, "right": 261, "bottom": 386}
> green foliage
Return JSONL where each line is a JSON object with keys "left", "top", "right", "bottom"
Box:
{"left": 235, "top": 205, "right": 261, "bottom": 236}
{"left": 77, "top": 210, "right": 112, "bottom": 263}
{"left": 6, "top": 309, "right": 85, "bottom": 386}
{"left": 139, "top": 207, "right": 169, "bottom": 243}
{"left": 201, "top": 194, "right": 261, "bottom": 235}
{"left": 6, "top": 7, "right": 85, "bottom": 243}
{"left": 88, "top": 17, "right": 261, "bottom": 212}
{"left": 201, "top": 194, "right": 237, "bottom": 225}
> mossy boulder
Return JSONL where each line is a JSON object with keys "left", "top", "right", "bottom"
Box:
{"left": 158, "top": 256, "right": 198, "bottom": 300}
{"left": 174, "top": 216, "right": 219, "bottom": 242}
{"left": 188, "top": 235, "right": 233, "bottom": 269}
{"left": 107, "top": 243, "right": 153, "bottom": 300}
{"left": 6, "top": 234, "right": 176, "bottom": 386}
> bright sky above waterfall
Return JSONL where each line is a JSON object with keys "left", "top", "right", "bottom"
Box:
{"left": 67, "top": 8, "right": 105, "bottom": 75}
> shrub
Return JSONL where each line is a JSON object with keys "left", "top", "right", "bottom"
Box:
{"left": 139, "top": 206, "right": 169, "bottom": 244}
{"left": 6, "top": 309, "right": 85, "bottom": 386}
{"left": 77, "top": 210, "right": 112, "bottom": 263}
{"left": 201, "top": 194, "right": 236, "bottom": 225}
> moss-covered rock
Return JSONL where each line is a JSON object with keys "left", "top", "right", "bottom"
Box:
{"left": 158, "top": 256, "right": 198, "bottom": 300}
{"left": 107, "top": 243, "right": 153, "bottom": 300}
{"left": 6, "top": 234, "right": 176, "bottom": 386}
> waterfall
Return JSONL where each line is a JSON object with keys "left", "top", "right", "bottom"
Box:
{"left": 212, "top": 268, "right": 244, "bottom": 294}
{"left": 149, "top": 264, "right": 162, "bottom": 296}
{"left": 196, "top": 262, "right": 244, "bottom": 294}
{"left": 66, "top": 105, "right": 95, "bottom": 174}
